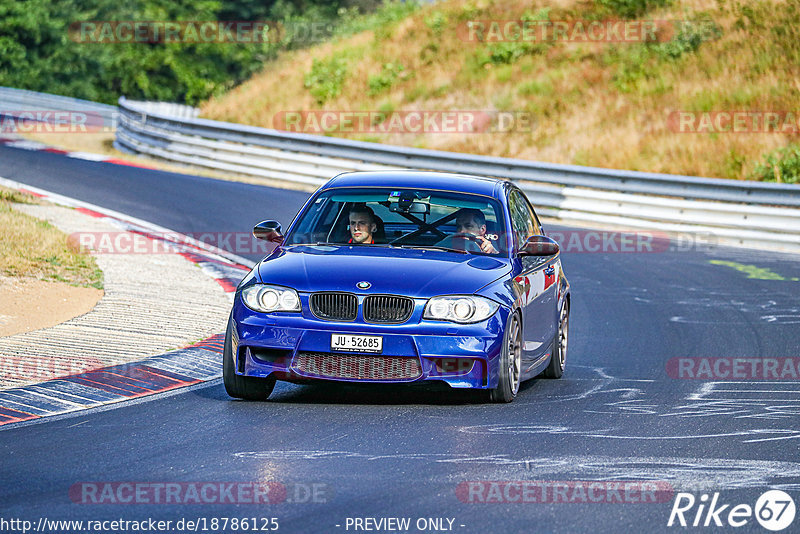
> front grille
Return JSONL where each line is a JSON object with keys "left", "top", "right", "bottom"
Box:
{"left": 293, "top": 353, "right": 422, "bottom": 381}
{"left": 310, "top": 292, "right": 357, "bottom": 321}
{"left": 363, "top": 295, "right": 414, "bottom": 324}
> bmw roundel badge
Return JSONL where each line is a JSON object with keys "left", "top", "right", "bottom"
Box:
{"left": 356, "top": 281, "right": 371, "bottom": 290}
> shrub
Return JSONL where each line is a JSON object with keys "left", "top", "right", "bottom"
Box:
{"left": 304, "top": 57, "right": 348, "bottom": 104}
{"left": 751, "top": 145, "right": 800, "bottom": 184}
{"left": 367, "top": 62, "right": 406, "bottom": 96}
{"left": 424, "top": 11, "right": 448, "bottom": 36}
{"left": 336, "top": 0, "right": 421, "bottom": 40}
{"left": 608, "top": 16, "right": 721, "bottom": 93}
{"left": 598, "top": 0, "right": 673, "bottom": 19}
{"left": 479, "top": 8, "right": 552, "bottom": 65}
{"left": 657, "top": 18, "right": 722, "bottom": 60}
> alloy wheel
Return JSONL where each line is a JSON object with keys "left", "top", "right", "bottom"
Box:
{"left": 558, "top": 304, "right": 569, "bottom": 372}
{"left": 508, "top": 315, "right": 522, "bottom": 395}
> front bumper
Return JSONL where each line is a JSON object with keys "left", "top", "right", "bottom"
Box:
{"left": 230, "top": 296, "right": 510, "bottom": 389}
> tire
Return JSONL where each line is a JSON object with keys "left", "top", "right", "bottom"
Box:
{"left": 489, "top": 312, "right": 522, "bottom": 403}
{"left": 223, "top": 317, "right": 276, "bottom": 400}
{"left": 543, "top": 301, "right": 568, "bottom": 379}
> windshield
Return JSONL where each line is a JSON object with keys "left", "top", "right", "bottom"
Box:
{"left": 285, "top": 187, "right": 508, "bottom": 256}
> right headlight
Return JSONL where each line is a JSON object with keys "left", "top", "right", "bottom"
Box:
{"left": 241, "top": 284, "right": 301, "bottom": 313}
{"left": 423, "top": 295, "right": 499, "bottom": 324}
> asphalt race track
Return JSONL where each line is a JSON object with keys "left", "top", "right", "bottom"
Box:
{"left": 2, "top": 143, "right": 800, "bottom": 533}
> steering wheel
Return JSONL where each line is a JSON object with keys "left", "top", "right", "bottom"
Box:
{"left": 452, "top": 232, "right": 483, "bottom": 243}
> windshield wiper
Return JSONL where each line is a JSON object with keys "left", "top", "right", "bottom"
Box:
{"left": 390, "top": 244, "right": 468, "bottom": 254}
{"left": 290, "top": 242, "right": 468, "bottom": 254}
{"left": 289, "top": 242, "right": 387, "bottom": 247}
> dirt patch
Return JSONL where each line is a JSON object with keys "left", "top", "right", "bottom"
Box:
{"left": 0, "top": 276, "right": 103, "bottom": 337}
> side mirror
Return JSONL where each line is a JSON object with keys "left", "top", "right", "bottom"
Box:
{"left": 519, "top": 235, "right": 559, "bottom": 256}
{"left": 253, "top": 220, "right": 283, "bottom": 244}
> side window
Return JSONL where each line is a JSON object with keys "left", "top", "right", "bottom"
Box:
{"left": 521, "top": 193, "right": 542, "bottom": 235}
{"left": 508, "top": 190, "right": 536, "bottom": 248}
{"left": 290, "top": 197, "right": 335, "bottom": 243}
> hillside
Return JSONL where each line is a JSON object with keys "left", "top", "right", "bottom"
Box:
{"left": 201, "top": 0, "right": 800, "bottom": 182}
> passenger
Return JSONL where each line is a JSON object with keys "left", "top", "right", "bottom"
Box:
{"left": 444, "top": 208, "right": 498, "bottom": 254}
{"left": 347, "top": 204, "right": 378, "bottom": 244}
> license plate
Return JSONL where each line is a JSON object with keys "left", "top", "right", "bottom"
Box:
{"left": 331, "top": 334, "right": 383, "bottom": 353}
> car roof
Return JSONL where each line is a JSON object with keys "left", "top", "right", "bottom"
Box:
{"left": 322, "top": 171, "right": 507, "bottom": 198}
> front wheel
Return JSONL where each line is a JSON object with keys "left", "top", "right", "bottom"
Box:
{"left": 543, "top": 301, "right": 568, "bottom": 379}
{"left": 223, "top": 318, "right": 276, "bottom": 400}
{"left": 489, "top": 312, "right": 522, "bottom": 403}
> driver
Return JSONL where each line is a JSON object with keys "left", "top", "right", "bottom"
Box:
{"left": 348, "top": 204, "right": 378, "bottom": 244}
{"left": 445, "top": 208, "right": 498, "bottom": 254}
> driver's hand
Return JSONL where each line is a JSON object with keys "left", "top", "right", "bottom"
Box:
{"left": 476, "top": 235, "right": 497, "bottom": 254}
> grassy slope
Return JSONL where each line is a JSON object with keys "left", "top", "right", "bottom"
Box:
{"left": 201, "top": 0, "right": 800, "bottom": 181}
{"left": 0, "top": 188, "right": 103, "bottom": 289}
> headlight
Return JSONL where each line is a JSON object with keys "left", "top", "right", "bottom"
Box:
{"left": 424, "top": 295, "right": 499, "bottom": 324}
{"left": 241, "top": 284, "right": 301, "bottom": 313}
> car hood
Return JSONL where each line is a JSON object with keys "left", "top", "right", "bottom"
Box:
{"left": 256, "top": 245, "right": 510, "bottom": 298}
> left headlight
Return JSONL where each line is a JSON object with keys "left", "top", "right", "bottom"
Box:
{"left": 424, "top": 295, "right": 499, "bottom": 324}
{"left": 241, "top": 284, "right": 301, "bottom": 313}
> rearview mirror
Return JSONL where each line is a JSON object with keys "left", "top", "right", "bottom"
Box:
{"left": 519, "top": 235, "right": 559, "bottom": 256}
{"left": 389, "top": 201, "right": 430, "bottom": 215}
{"left": 253, "top": 220, "right": 283, "bottom": 243}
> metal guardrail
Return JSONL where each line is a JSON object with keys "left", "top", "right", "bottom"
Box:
{"left": 116, "top": 97, "right": 800, "bottom": 254}
{"left": 115, "top": 99, "right": 391, "bottom": 185}
{"left": 0, "top": 87, "right": 118, "bottom": 129}
{"left": 121, "top": 99, "right": 199, "bottom": 121}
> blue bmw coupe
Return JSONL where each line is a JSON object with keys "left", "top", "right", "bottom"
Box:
{"left": 224, "top": 171, "right": 569, "bottom": 402}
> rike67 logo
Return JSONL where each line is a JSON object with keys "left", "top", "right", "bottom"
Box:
{"left": 668, "top": 490, "right": 796, "bottom": 531}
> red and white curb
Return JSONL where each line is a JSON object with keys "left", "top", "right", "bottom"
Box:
{"left": 0, "top": 335, "right": 227, "bottom": 427}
